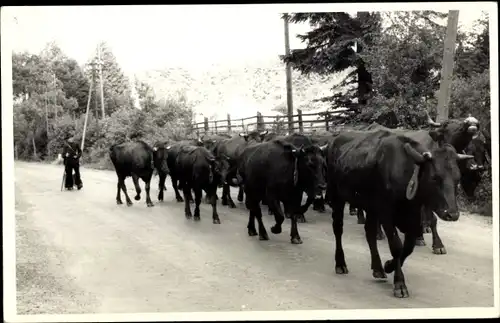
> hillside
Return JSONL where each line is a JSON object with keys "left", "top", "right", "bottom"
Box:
{"left": 135, "top": 58, "right": 354, "bottom": 123}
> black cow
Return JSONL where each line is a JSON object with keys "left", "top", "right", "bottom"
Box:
{"left": 237, "top": 139, "right": 326, "bottom": 244}
{"left": 175, "top": 145, "right": 230, "bottom": 223}
{"left": 262, "top": 133, "right": 328, "bottom": 222}
{"left": 109, "top": 140, "right": 162, "bottom": 207}
{"left": 211, "top": 129, "right": 269, "bottom": 208}
{"left": 349, "top": 113, "right": 484, "bottom": 254}
{"left": 325, "top": 129, "right": 473, "bottom": 298}
{"left": 157, "top": 139, "right": 205, "bottom": 203}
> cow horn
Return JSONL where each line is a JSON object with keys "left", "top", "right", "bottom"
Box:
{"left": 422, "top": 152, "right": 432, "bottom": 159}
{"left": 457, "top": 153, "right": 475, "bottom": 160}
{"left": 319, "top": 144, "right": 328, "bottom": 151}
{"left": 425, "top": 110, "right": 441, "bottom": 127}
{"left": 260, "top": 130, "right": 269, "bottom": 136}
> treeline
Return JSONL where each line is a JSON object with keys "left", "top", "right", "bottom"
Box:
{"left": 12, "top": 41, "right": 194, "bottom": 169}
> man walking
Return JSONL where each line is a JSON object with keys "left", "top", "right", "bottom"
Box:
{"left": 62, "top": 137, "right": 83, "bottom": 190}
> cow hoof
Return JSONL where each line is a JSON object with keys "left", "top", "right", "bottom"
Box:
{"left": 221, "top": 199, "right": 228, "bottom": 206}
{"left": 291, "top": 237, "right": 303, "bottom": 244}
{"left": 297, "top": 215, "right": 306, "bottom": 223}
{"left": 134, "top": 195, "right": 141, "bottom": 201}
{"left": 259, "top": 234, "right": 269, "bottom": 241}
{"left": 423, "top": 226, "right": 432, "bottom": 234}
{"left": 357, "top": 218, "right": 366, "bottom": 225}
{"left": 415, "top": 238, "right": 426, "bottom": 246}
{"left": 176, "top": 197, "right": 184, "bottom": 202}
{"left": 213, "top": 218, "right": 221, "bottom": 224}
{"left": 349, "top": 210, "right": 357, "bottom": 216}
{"left": 268, "top": 209, "right": 274, "bottom": 216}
{"left": 185, "top": 214, "right": 192, "bottom": 219}
{"left": 126, "top": 201, "right": 133, "bottom": 207}
{"left": 158, "top": 195, "right": 163, "bottom": 202}
{"left": 372, "top": 270, "right": 387, "bottom": 279}
{"left": 335, "top": 266, "right": 349, "bottom": 275}
{"left": 270, "top": 225, "right": 282, "bottom": 234}
{"left": 433, "top": 247, "right": 447, "bottom": 255}
{"left": 147, "top": 202, "right": 154, "bottom": 207}
{"left": 117, "top": 200, "right": 123, "bottom": 205}
{"left": 248, "top": 229, "right": 258, "bottom": 237}
{"left": 393, "top": 283, "right": 409, "bottom": 298}
{"left": 383, "top": 260, "right": 395, "bottom": 274}
{"left": 376, "top": 232, "right": 386, "bottom": 240}
{"left": 229, "top": 203, "right": 236, "bottom": 209}
{"left": 194, "top": 216, "right": 201, "bottom": 222}
{"left": 237, "top": 196, "right": 244, "bottom": 202}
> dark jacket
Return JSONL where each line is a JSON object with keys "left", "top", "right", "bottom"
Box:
{"left": 62, "top": 141, "right": 82, "bottom": 164}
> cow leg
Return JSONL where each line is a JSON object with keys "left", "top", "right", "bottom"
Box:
{"left": 376, "top": 222, "right": 385, "bottom": 240}
{"left": 364, "top": 212, "right": 387, "bottom": 279}
{"left": 429, "top": 212, "right": 446, "bottom": 254}
{"left": 171, "top": 176, "right": 184, "bottom": 202}
{"left": 208, "top": 188, "right": 221, "bottom": 224}
{"left": 289, "top": 197, "right": 303, "bottom": 244}
{"left": 193, "top": 188, "right": 202, "bottom": 221}
{"left": 222, "top": 183, "right": 236, "bottom": 208}
{"left": 357, "top": 208, "right": 366, "bottom": 224}
{"left": 380, "top": 223, "right": 410, "bottom": 298}
{"left": 254, "top": 205, "right": 269, "bottom": 241}
{"left": 245, "top": 197, "right": 258, "bottom": 236}
{"left": 143, "top": 173, "right": 154, "bottom": 207}
{"left": 415, "top": 207, "right": 427, "bottom": 246}
{"left": 157, "top": 172, "right": 167, "bottom": 201}
{"left": 298, "top": 192, "right": 312, "bottom": 220}
{"left": 268, "top": 198, "right": 285, "bottom": 235}
{"left": 204, "top": 193, "right": 211, "bottom": 205}
{"left": 237, "top": 186, "right": 244, "bottom": 202}
{"left": 182, "top": 184, "right": 192, "bottom": 219}
{"left": 116, "top": 181, "right": 123, "bottom": 205}
{"left": 120, "top": 177, "right": 133, "bottom": 206}
{"left": 332, "top": 201, "right": 348, "bottom": 274}
{"left": 131, "top": 174, "right": 142, "bottom": 201}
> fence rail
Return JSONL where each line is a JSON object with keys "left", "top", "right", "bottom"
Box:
{"left": 190, "top": 109, "right": 350, "bottom": 136}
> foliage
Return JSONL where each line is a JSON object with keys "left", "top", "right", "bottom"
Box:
{"left": 12, "top": 41, "right": 194, "bottom": 171}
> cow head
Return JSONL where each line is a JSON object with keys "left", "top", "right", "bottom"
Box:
{"left": 289, "top": 143, "right": 327, "bottom": 197}
{"left": 404, "top": 130, "right": 474, "bottom": 222}
{"left": 207, "top": 154, "right": 232, "bottom": 188}
{"left": 239, "top": 130, "right": 268, "bottom": 143}
{"left": 152, "top": 145, "right": 170, "bottom": 174}
{"left": 426, "top": 111, "right": 480, "bottom": 150}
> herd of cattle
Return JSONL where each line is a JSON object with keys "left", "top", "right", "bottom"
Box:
{"left": 108, "top": 112, "right": 491, "bottom": 298}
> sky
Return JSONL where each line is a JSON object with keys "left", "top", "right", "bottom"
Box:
{"left": 7, "top": 4, "right": 490, "bottom": 76}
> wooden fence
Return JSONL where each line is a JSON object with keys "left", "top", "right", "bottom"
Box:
{"left": 190, "top": 109, "right": 347, "bottom": 136}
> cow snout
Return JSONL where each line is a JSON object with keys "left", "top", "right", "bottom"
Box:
{"left": 441, "top": 209, "right": 460, "bottom": 222}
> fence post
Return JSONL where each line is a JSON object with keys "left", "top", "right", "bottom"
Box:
{"left": 241, "top": 119, "right": 245, "bottom": 134}
{"left": 227, "top": 114, "right": 232, "bottom": 134}
{"left": 325, "top": 113, "right": 330, "bottom": 131}
{"left": 214, "top": 120, "right": 218, "bottom": 134}
{"left": 204, "top": 117, "right": 209, "bottom": 134}
{"left": 256, "top": 112, "right": 263, "bottom": 131}
{"left": 297, "top": 109, "right": 303, "bottom": 133}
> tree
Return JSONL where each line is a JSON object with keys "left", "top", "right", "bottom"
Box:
{"left": 282, "top": 12, "right": 382, "bottom": 108}
{"left": 84, "top": 41, "right": 135, "bottom": 117}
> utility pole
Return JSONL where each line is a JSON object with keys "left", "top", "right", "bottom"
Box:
{"left": 45, "top": 86, "right": 50, "bottom": 157}
{"left": 436, "top": 10, "right": 460, "bottom": 123}
{"left": 97, "top": 43, "right": 105, "bottom": 119}
{"left": 283, "top": 13, "right": 294, "bottom": 133}
{"left": 81, "top": 78, "right": 94, "bottom": 152}
{"left": 53, "top": 73, "right": 57, "bottom": 117}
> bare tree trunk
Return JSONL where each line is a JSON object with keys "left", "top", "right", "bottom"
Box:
{"left": 32, "top": 137, "right": 37, "bottom": 159}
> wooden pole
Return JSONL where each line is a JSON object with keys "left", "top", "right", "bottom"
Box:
{"left": 283, "top": 13, "right": 294, "bottom": 133}
{"left": 97, "top": 43, "right": 105, "bottom": 119}
{"left": 297, "top": 109, "right": 303, "bottom": 133}
{"left": 436, "top": 10, "right": 460, "bottom": 123}
{"left": 45, "top": 89, "right": 50, "bottom": 157}
{"left": 81, "top": 79, "right": 93, "bottom": 151}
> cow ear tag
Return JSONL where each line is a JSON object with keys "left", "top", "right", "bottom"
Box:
{"left": 406, "top": 165, "right": 420, "bottom": 200}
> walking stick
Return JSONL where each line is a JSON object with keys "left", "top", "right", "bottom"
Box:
{"left": 61, "top": 171, "right": 66, "bottom": 191}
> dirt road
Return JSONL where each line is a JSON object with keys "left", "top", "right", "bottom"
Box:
{"left": 13, "top": 162, "right": 494, "bottom": 314}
